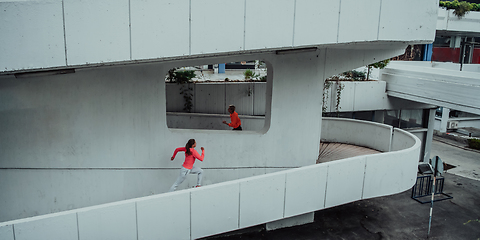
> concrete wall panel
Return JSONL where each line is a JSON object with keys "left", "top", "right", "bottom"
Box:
{"left": 337, "top": 0, "right": 380, "bottom": 43}
{"left": 64, "top": 0, "right": 130, "bottom": 65}
{"left": 77, "top": 202, "right": 137, "bottom": 240}
{"left": 191, "top": 0, "right": 244, "bottom": 54}
{"left": 14, "top": 214, "right": 77, "bottom": 240}
{"left": 335, "top": 81, "right": 355, "bottom": 111}
{"left": 0, "top": 225, "right": 14, "bottom": 240}
{"left": 0, "top": 1, "right": 66, "bottom": 71}
{"left": 284, "top": 165, "right": 327, "bottom": 217}
{"left": 379, "top": 0, "right": 437, "bottom": 41}
{"left": 191, "top": 182, "right": 240, "bottom": 239}
{"left": 363, "top": 152, "right": 417, "bottom": 199}
{"left": 226, "top": 83, "right": 254, "bottom": 116}
{"left": 0, "top": 118, "right": 422, "bottom": 239}
{"left": 166, "top": 83, "right": 188, "bottom": 112}
{"left": 195, "top": 83, "right": 225, "bottom": 114}
{"left": 438, "top": 9, "right": 480, "bottom": 33}
{"left": 136, "top": 192, "right": 190, "bottom": 240}
{"left": 239, "top": 173, "right": 286, "bottom": 228}
{"left": 353, "top": 81, "right": 388, "bottom": 110}
{"left": 253, "top": 82, "right": 267, "bottom": 115}
{"left": 325, "top": 157, "right": 366, "bottom": 208}
{"left": 244, "top": 0, "right": 295, "bottom": 50}
{"left": 322, "top": 118, "right": 392, "bottom": 152}
{"left": 391, "top": 128, "right": 417, "bottom": 152}
{"left": 383, "top": 63, "right": 480, "bottom": 115}
{"left": 294, "top": 0, "right": 339, "bottom": 46}
{"left": 130, "top": 0, "right": 189, "bottom": 59}
{"left": 166, "top": 113, "right": 264, "bottom": 131}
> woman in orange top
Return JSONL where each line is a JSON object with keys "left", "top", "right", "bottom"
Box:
{"left": 169, "top": 139, "right": 205, "bottom": 192}
{"left": 223, "top": 104, "right": 242, "bottom": 130}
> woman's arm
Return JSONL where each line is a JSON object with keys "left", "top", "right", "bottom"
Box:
{"left": 191, "top": 148, "right": 205, "bottom": 161}
{"left": 171, "top": 147, "right": 186, "bottom": 160}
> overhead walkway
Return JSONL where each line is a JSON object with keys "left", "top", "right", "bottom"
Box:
{"left": 0, "top": 118, "right": 420, "bottom": 240}
{"left": 382, "top": 61, "right": 480, "bottom": 115}
{"left": 0, "top": 0, "right": 437, "bottom": 74}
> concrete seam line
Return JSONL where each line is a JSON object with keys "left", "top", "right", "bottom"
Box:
{"left": 61, "top": 0, "right": 68, "bottom": 66}
{"left": 128, "top": 0, "right": 132, "bottom": 60}
{"left": 12, "top": 224, "right": 16, "bottom": 240}
{"left": 283, "top": 173, "right": 287, "bottom": 218}
{"left": 336, "top": 0, "right": 341, "bottom": 43}
{"left": 243, "top": 0, "right": 246, "bottom": 51}
{"left": 238, "top": 183, "right": 241, "bottom": 229}
{"left": 377, "top": 0, "right": 383, "bottom": 40}
{"left": 323, "top": 165, "right": 329, "bottom": 208}
{"left": 190, "top": 191, "right": 192, "bottom": 240}
{"left": 189, "top": 0, "right": 192, "bottom": 55}
{"left": 292, "top": 0, "right": 296, "bottom": 47}
{"left": 135, "top": 202, "right": 139, "bottom": 240}
{"left": 76, "top": 213, "right": 80, "bottom": 240}
{"left": 361, "top": 158, "right": 367, "bottom": 199}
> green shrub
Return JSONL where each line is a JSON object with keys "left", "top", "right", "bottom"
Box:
{"left": 244, "top": 69, "right": 259, "bottom": 80}
{"left": 439, "top": 1, "right": 479, "bottom": 17}
{"left": 467, "top": 139, "right": 480, "bottom": 150}
{"left": 342, "top": 70, "right": 366, "bottom": 81}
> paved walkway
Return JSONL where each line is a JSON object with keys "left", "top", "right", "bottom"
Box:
{"left": 204, "top": 137, "right": 480, "bottom": 240}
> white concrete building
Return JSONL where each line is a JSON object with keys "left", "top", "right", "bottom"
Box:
{"left": 0, "top": 1, "right": 462, "bottom": 239}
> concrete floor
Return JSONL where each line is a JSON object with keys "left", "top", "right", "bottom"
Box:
{"left": 204, "top": 137, "right": 480, "bottom": 240}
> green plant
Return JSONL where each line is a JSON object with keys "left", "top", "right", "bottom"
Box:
{"left": 439, "top": 1, "right": 480, "bottom": 17}
{"left": 322, "top": 80, "right": 343, "bottom": 115}
{"left": 322, "top": 81, "right": 332, "bottom": 114}
{"left": 244, "top": 69, "right": 259, "bottom": 80}
{"left": 167, "top": 68, "right": 196, "bottom": 112}
{"left": 335, "top": 81, "right": 344, "bottom": 114}
{"left": 342, "top": 70, "right": 366, "bottom": 81}
{"left": 366, "top": 59, "right": 390, "bottom": 80}
{"left": 467, "top": 138, "right": 480, "bottom": 150}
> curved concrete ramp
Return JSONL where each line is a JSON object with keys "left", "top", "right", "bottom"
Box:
{"left": 0, "top": 119, "right": 420, "bottom": 240}
{"left": 318, "top": 142, "right": 381, "bottom": 163}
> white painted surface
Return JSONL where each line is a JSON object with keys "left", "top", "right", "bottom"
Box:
{"left": 382, "top": 61, "right": 480, "bottom": 115}
{"left": 0, "top": 118, "right": 421, "bottom": 240}
{"left": 379, "top": 0, "right": 438, "bottom": 41}
{"left": 0, "top": 0, "right": 66, "bottom": 71}
{"left": 77, "top": 202, "right": 137, "bottom": 240}
{"left": 166, "top": 112, "right": 265, "bottom": 131}
{"left": 130, "top": 0, "right": 190, "bottom": 59}
{"left": 191, "top": 0, "right": 244, "bottom": 54}
{"left": 166, "top": 82, "right": 266, "bottom": 116}
{"left": 0, "top": 225, "right": 13, "bottom": 240}
{"left": 244, "top": 0, "right": 295, "bottom": 50}
{"left": 191, "top": 182, "right": 240, "bottom": 239}
{"left": 136, "top": 192, "right": 190, "bottom": 240}
{"left": 14, "top": 214, "right": 77, "bottom": 240}
{"left": 324, "top": 157, "right": 366, "bottom": 208}
{"left": 239, "top": 173, "right": 286, "bottom": 228}
{"left": 0, "top": 0, "right": 438, "bottom": 73}
{"left": 437, "top": 8, "right": 480, "bottom": 33}
{"left": 294, "top": 0, "right": 339, "bottom": 46}
{"left": 284, "top": 165, "right": 327, "bottom": 217}
{"left": 322, "top": 118, "right": 392, "bottom": 152}
{"left": 63, "top": 0, "right": 131, "bottom": 65}
{"left": 337, "top": 0, "right": 381, "bottom": 43}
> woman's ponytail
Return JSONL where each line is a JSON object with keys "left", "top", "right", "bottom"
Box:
{"left": 185, "top": 139, "right": 195, "bottom": 155}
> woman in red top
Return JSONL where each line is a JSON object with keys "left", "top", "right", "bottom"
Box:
{"left": 223, "top": 104, "right": 242, "bottom": 130}
{"left": 169, "top": 139, "right": 205, "bottom": 192}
